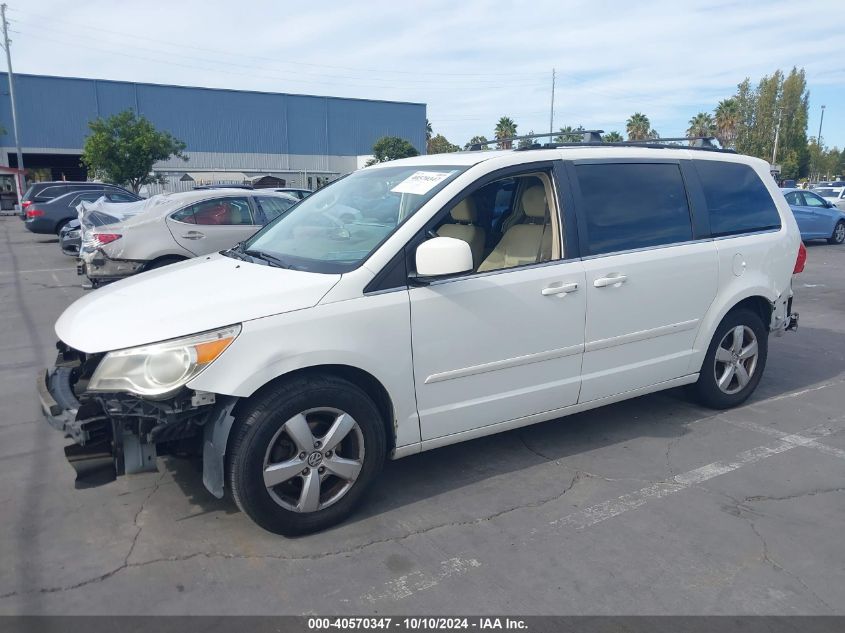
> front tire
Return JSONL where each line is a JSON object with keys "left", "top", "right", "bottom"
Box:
{"left": 227, "top": 375, "right": 386, "bottom": 535}
{"left": 829, "top": 220, "right": 845, "bottom": 245}
{"left": 692, "top": 308, "right": 768, "bottom": 409}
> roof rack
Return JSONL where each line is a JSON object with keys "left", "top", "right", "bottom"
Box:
{"left": 469, "top": 133, "right": 734, "bottom": 154}
{"left": 469, "top": 130, "right": 604, "bottom": 151}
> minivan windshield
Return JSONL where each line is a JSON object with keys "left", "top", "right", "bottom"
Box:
{"left": 238, "top": 165, "right": 466, "bottom": 273}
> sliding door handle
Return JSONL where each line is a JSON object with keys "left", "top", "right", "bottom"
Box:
{"left": 593, "top": 274, "right": 627, "bottom": 288}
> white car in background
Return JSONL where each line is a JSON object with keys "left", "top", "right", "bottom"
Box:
{"left": 814, "top": 186, "right": 845, "bottom": 210}
{"left": 78, "top": 189, "right": 298, "bottom": 285}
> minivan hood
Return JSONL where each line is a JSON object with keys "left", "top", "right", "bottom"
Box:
{"left": 56, "top": 254, "right": 341, "bottom": 353}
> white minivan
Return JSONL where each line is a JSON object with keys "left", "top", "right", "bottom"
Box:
{"left": 39, "top": 144, "right": 802, "bottom": 535}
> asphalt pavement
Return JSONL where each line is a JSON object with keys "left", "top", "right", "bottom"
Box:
{"left": 1, "top": 216, "right": 844, "bottom": 615}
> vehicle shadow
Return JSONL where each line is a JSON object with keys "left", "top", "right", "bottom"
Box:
{"left": 161, "top": 325, "right": 845, "bottom": 524}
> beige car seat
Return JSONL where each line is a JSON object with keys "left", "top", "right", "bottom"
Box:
{"left": 477, "top": 185, "right": 551, "bottom": 272}
{"left": 437, "top": 198, "right": 486, "bottom": 268}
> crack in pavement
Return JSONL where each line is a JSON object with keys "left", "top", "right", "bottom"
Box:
{"left": 0, "top": 470, "right": 593, "bottom": 600}
{"left": 744, "top": 487, "right": 845, "bottom": 503}
{"left": 698, "top": 486, "right": 836, "bottom": 613}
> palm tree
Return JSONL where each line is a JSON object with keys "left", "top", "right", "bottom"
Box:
{"left": 554, "top": 125, "right": 584, "bottom": 143}
{"left": 626, "top": 113, "right": 651, "bottom": 140}
{"left": 714, "top": 98, "right": 740, "bottom": 148}
{"left": 603, "top": 131, "right": 623, "bottom": 143}
{"left": 494, "top": 116, "right": 518, "bottom": 149}
{"left": 686, "top": 112, "right": 716, "bottom": 143}
{"left": 425, "top": 119, "right": 433, "bottom": 142}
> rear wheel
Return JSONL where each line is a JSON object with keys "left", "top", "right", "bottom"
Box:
{"left": 692, "top": 308, "right": 767, "bottom": 409}
{"left": 144, "top": 256, "right": 185, "bottom": 271}
{"left": 227, "top": 375, "right": 386, "bottom": 535}
{"left": 55, "top": 219, "right": 72, "bottom": 235}
{"left": 829, "top": 221, "right": 845, "bottom": 245}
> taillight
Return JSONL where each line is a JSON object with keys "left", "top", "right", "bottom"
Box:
{"left": 793, "top": 242, "right": 807, "bottom": 274}
{"left": 22, "top": 200, "right": 33, "bottom": 209}
{"left": 26, "top": 208, "right": 44, "bottom": 218}
{"left": 93, "top": 233, "right": 122, "bottom": 245}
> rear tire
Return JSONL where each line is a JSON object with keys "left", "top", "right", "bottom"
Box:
{"left": 144, "top": 256, "right": 185, "bottom": 271}
{"left": 55, "top": 219, "right": 72, "bottom": 236}
{"left": 692, "top": 308, "right": 768, "bottom": 409}
{"left": 829, "top": 220, "right": 845, "bottom": 245}
{"left": 227, "top": 374, "right": 386, "bottom": 535}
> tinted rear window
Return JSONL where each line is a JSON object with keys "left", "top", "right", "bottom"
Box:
{"left": 575, "top": 162, "right": 693, "bottom": 256}
{"left": 694, "top": 161, "right": 781, "bottom": 237}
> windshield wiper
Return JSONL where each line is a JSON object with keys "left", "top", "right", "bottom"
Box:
{"left": 244, "top": 249, "right": 297, "bottom": 270}
{"left": 222, "top": 241, "right": 251, "bottom": 261}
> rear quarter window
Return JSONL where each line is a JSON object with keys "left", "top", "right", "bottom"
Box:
{"left": 694, "top": 161, "right": 781, "bottom": 237}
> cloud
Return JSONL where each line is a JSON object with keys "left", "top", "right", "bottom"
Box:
{"left": 10, "top": 0, "right": 845, "bottom": 147}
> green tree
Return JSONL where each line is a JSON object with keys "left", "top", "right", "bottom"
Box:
{"left": 464, "top": 135, "right": 489, "bottom": 150}
{"left": 367, "top": 136, "right": 419, "bottom": 165}
{"left": 602, "top": 131, "right": 623, "bottom": 143}
{"left": 554, "top": 125, "right": 584, "bottom": 143}
{"left": 626, "top": 112, "right": 652, "bottom": 140}
{"left": 425, "top": 119, "right": 433, "bottom": 142}
{"left": 518, "top": 130, "right": 538, "bottom": 149}
{"left": 428, "top": 133, "right": 461, "bottom": 154}
{"left": 732, "top": 67, "right": 810, "bottom": 179}
{"left": 81, "top": 109, "right": 187, "bottom": 193}
{"left": 686, "top": 112, "right": 716, "bottom": 140}
{"left": 714, "top": 98, "right": 740, "bottom": 148}
{"left": 494, "top": 116, "right": 518, "bottom": 149}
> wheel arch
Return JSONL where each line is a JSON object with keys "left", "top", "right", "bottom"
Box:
{"left": 232, "top": 364, "right": 397, "bottom": 452}
{"left": 689, "top": 288, "right": 778, "bottom": 374}
{"left": 201, "top": 363, "right": 398, "bottom": 500}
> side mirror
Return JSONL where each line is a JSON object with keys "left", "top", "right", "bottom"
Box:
{"left": 413, "top": 236, "right": 473, "bottom": 281}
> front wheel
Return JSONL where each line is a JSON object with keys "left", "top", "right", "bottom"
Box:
{"left": 692, "top": 308, "right": 768, "bottom": 409}
{"left": 227, "top": 375, "right": 386, "bottom": 535}
{"left": 829, "top": 220, "right": 845, "bottom": 245}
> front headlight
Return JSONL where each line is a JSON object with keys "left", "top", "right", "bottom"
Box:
{"left": 88, "top": 324, "right": 241, "bottom": 399}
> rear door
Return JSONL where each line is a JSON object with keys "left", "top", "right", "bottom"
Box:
{"left": 568, "top": 160, "right": 718, "bottom": 403}
{"left": 166, "top": 196, "right": 260, "bottom": 255}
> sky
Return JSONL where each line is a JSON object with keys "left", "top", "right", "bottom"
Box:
{"left": 7, "top": 0, "right": 845, "bottom": 151}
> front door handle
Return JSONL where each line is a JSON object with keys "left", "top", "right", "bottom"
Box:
{"left": 594, "top": 274, "right": 627, "bottom": 288}
{"left": 541, "top": 282, "right": 579, "bottom": 296}
{"left": 182, "top": 231, "right": 205, "bottom": 240}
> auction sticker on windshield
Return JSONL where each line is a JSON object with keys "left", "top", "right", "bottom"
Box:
{"left": 391, "top": 171, "right": 455, "bottom": 195}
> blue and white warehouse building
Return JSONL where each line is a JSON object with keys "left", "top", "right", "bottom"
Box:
{"left": 0, "top": 73, "right": 427, "bottom": 190}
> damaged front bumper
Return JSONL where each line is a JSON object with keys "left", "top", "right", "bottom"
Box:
{"left": 37, "top": 343, "right": 236, "bottom": 493}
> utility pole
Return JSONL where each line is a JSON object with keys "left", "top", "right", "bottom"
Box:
{"left": 771, "top": 109, "right": 782, "bottom": 165}
{"left": 549, "top": 68, "right": 555, "bottom": 138}
{"left": 814, "top": 105, "right": 826, "bottom": 182}
{"left": 1, "top": 3, "right": 24, "bottom": 204}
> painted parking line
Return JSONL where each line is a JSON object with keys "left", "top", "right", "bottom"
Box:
{"left": 724, "top": 417, "right": 845, "bottom": 461}
{"left": 550, "top": 423, "right": 836, "bottom": 530}
{"left": 0, "top": 268, "right": 77, "bottom": 275}
{"left": 361, "top": 557, "right": 481, "bottom": 604}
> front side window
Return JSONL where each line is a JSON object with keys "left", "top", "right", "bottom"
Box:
{"left": 430, "top": 172, "right": 560, "bottom": 273}
{"left": 575, "top": 163, "right": 693, "bottom": 256}
{"left": 803, "top": 192, "right": 828, "bottom": 208}
{"left": 694, "top": 160, "right": 781, "bottom": 237}
{"left": 243, "top": 165, "right": 466, "bottom": 273}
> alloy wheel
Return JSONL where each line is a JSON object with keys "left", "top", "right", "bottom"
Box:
{"left": 834, "top": 222, "right": 845, "bottom": 244}
{"left": 714, "top": 325, "right": 759, "bottom": 395}
{"left": 262, "top": 407, "right": 365, "bottom": 513}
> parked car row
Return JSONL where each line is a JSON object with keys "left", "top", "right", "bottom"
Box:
{"left": 781, "top": 187, "right": 845, "bottom": 244}
{"left": 19, "top": 180, "right": 311, "bottom": 287}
